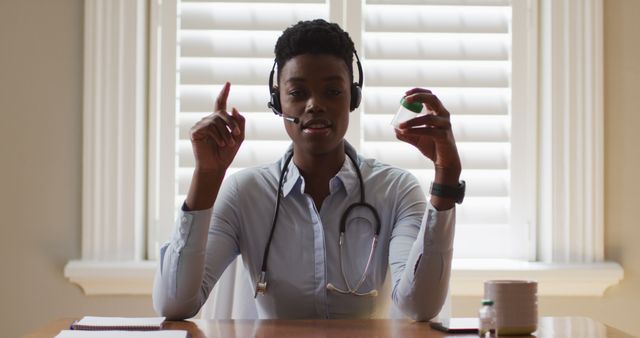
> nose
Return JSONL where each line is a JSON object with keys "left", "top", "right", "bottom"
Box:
{"left": 305, "top": 95, "right": 325, "bottom": 114}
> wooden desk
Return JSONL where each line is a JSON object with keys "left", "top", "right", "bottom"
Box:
{"left": 24, "top": 317, "right": 633, "bottom": 338}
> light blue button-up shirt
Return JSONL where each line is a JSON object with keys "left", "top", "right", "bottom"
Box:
{"left": 153, "top": 143, "right": 455, "bottom": 320}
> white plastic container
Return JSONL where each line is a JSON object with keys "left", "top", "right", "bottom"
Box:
{"left": 478, "top": 299, "right": 498, "bottom": 337}
{"left": 390, "top": 97, "right": 424, "bottom": 129}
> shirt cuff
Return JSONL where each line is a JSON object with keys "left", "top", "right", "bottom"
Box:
{"left": 172, "top": 204, "right": 213, "bottom": 254}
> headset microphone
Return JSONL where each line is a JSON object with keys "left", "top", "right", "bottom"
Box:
{"left": 267, "top": 101, "right": 299, "bottom": 123}
{"left": 283, "top": 116, "right": 299, "bottom": 124}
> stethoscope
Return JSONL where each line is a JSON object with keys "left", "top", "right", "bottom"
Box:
{"left": 254, "top": 148, "right": 381, "bottom": 298}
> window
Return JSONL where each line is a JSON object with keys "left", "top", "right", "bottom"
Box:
{"left": 160, "top": 0, "right": 532, "bottom": 260}
{"left": 66, "top": 0, "right": 622, "bottom": 297}
{"left": 361, "top": 2, "right": 526, "bottom": 259}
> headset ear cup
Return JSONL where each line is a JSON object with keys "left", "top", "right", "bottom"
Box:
{"left": 350, "top": 83, "right": 362, "bottom": 111}
{"left": 270, "top": 89, "right": 282, "bottom": 116}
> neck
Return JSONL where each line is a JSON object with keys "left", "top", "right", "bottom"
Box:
{"left": 291, "top": 141, "right": 346, "bottom": 210}
{"left": 292, "top": 143, "right": 346, "bottom": 181}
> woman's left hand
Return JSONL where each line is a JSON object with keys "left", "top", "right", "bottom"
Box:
{"left": 395, "top": 88, "right": 462, "bottom": 182}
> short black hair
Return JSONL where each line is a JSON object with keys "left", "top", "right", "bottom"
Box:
{"left": 274, "top": 19, "right": 355, "bottom": 82}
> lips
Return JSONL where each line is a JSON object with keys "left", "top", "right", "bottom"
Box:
{"left": 301, "top": 118, "right": 332, "bottom": 132}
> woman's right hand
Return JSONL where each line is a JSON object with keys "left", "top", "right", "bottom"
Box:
{"left": 190, "top": 82, "right": 245, "bottom": 172}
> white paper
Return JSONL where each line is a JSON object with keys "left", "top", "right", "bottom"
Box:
{"left": 75, "top": 316, "right": 166, "bottom": 328}
{"left": 55, "top": 330, "right": 188, "bottom": 338}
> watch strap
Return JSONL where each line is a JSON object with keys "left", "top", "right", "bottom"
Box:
{"left": 430, "top": 180, "right": 466, "bottom": 204}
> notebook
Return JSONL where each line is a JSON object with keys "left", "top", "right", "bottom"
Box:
{"left": 70, "top": 316, "right": 166, "bottom": 331}
{"left": 55, "top": 330, "right": 188, "bottom": 338}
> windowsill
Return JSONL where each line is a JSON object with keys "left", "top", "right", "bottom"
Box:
{"left": 64, "top": 259, "right": 624, "bottom": 296}
{"left": 450, "top": 259, "right": 623, "bottom": 296}
{"left": 64, "top": 260, "right": 157, "bottom": 295}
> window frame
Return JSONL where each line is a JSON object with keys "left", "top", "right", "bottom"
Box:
{"left": 64, "top": 0, "right": 622, "bottom": 296}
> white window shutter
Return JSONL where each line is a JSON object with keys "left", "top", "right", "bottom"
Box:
{"left": 361, "top": 1, "right": 518, "bottom": 258}
{"left": 176, "top": 1, "right": 329, "bottom": 210}
{"left": 173, "top": 0, "right": 526, "bottom": 259}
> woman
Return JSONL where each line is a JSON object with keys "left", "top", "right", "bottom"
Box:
{"left": 153, "top": 19, "right": 463, "bottom": 321}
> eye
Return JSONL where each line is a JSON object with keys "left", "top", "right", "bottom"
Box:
{"left": 327, "top": 89, "right": 342, "bottom": 96}
{"left": 288, "top": 89, "right": 305, "bottom": 97}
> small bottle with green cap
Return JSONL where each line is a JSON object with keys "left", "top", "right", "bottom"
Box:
{"left": 478, "top": 299, "right": 498, "bottom": 337}
{"left": 391, "top": 97, "right": 424, "bottom": 129}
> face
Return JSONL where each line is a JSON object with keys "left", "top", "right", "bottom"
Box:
{"left": 277, "top": 54, "right": 352, "bottom": 157}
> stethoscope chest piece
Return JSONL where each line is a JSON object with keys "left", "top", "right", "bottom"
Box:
{"left": 255, "top": 271, "right": 267, "bottom": 298}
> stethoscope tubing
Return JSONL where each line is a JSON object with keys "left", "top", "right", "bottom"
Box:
{"left": 255, "top": 148, "right": 382, "bottom": 298}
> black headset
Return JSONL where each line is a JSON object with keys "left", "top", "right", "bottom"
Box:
{"left": 267, "top": 50, "right": 364, "bottom": 116}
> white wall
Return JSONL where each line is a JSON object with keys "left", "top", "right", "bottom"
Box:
{"left": 0, "top": 0, "right": 638, "bottom": 337}
{"left": 0, "top": 2, "right": 155, "bottom": 337}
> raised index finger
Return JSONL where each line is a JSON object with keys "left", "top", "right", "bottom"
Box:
{"left": 215, "top": 82, "right": 231, "bottom": 113}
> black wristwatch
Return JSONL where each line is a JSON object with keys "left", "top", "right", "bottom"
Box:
{"left": 429, "top": 180, "right": 466, "bottom": 204}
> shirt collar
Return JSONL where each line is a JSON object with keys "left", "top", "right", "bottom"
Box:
{"left": 278, "top": 141, "right": 361, "bottom": 198}
{"left": 281, "top": 159, "right": 300, "bottom": 197}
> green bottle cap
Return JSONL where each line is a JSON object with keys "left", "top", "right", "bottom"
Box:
{"left": 400, "top": 97, "right": 423, "bottom": 113}
{"left": 481, "top": 299, "right": 494, "bottom": 306}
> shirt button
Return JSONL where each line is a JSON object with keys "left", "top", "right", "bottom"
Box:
{"left": 181, "top": 216, "right": 188, "bottom": 224}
